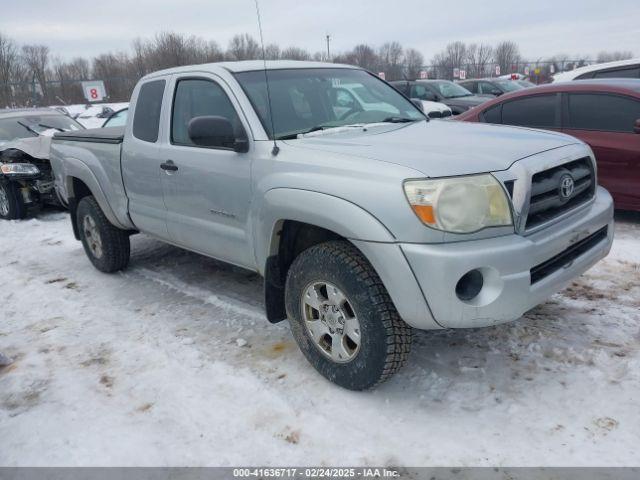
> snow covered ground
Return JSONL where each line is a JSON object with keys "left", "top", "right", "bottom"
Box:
{"left": 0, "top": 210, "right": 639, "bottom": 467}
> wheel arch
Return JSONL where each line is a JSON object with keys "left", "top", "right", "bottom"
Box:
{"left": 64, "top": 166, "right": 128, "bottom": 239}
{"left": 257, "top": 188, "right": 397, "bottom": 324}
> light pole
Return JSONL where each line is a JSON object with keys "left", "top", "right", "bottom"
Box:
{"left": 326, "top": 34, "right": 331, "bottom": 61}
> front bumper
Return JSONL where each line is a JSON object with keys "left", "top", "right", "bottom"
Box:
{"left": 399, "top": 186, "right": 614, "bottom": 329}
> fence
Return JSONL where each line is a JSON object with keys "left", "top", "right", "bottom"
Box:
{"left": 2, "top": 59, "right": 594, "bottom": 108}
{"left": 2, "top": 76, "right": 139, "bottom": 109}
{"left": 417, "top": 60, "right": 592, "bottom": 84}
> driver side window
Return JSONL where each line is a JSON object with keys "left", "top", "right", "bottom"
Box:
{"left": 171, "top": 78, "right": 242, "bottom": 146}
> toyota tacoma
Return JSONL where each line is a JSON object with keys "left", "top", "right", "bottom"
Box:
{"left": 49, "top": 61, "right": 614, "bottom": 390}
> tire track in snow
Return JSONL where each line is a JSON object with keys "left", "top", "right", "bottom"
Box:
{"left": 130, "top": 267, "right": 266, "bottom": 322}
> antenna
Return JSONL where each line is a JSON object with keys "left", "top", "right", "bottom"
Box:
{"left": 253, "top": 0, "right": 279, "bottom": 156}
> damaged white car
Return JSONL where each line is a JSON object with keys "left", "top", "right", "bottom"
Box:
{"left": 0, "top": 109, "right": 84, "bottom": 219}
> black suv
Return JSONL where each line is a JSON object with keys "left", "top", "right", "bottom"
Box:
{"left": 458, "top": 78, "right": 527, "bottom": 98}
{"left": 391, "top": 80, "right": 490, "bottom": 115}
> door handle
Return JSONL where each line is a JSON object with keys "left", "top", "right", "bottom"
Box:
{"left": 160, "top": 160, "right": 178, "bottom": 172}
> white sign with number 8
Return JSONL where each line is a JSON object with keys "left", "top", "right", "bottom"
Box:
{"left": 81, "top": 81, "right": 107, "bottom": 102}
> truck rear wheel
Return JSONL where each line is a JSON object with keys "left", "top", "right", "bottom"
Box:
{"left": 0, "top": 181, "right": 26, "bottom": 220}
{"left": 77, "top": 196, "right": 130, "bottom": 273}
{"left": 285, "top": 240, "right": 412, "bottom": 390}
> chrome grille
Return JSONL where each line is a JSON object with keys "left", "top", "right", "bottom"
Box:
{"left": 525, "top": 157, "right": 595, "bottom": 230}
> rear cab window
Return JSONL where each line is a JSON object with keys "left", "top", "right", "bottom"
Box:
{"left": 133, "top": 79, "right": 166, "bottom": 143}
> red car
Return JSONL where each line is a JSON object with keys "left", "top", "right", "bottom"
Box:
{"left": 457, "top": 79, "right": 640, "bottom": 211}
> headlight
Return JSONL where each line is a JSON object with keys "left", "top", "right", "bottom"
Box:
{"left": 0, "top": 163, "right": 40, "bottom": 175}
{"left": 404, "top": 174, "right": 512, "bottom": 233}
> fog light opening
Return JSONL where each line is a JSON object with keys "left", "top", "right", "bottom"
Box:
{"left": 456, "top": 269, "right": 484, "bottom": 301}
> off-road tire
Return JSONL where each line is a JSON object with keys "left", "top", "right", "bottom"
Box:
{"left": 77, "top": 196, "right": 130, "bottom": 273}
{"left": 0, "top": 181, "right": 26, "bottom": 220}
{"left": 285, "top": 240, "right": 412, "bottom": 390}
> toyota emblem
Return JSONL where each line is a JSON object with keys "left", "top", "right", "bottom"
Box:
{"left": 559, "top": 174, "right": 575, "bottom": 200}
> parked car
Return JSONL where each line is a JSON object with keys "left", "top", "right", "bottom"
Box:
{"left": 330, "top": 82, "right": 451, "bottom": 119}
{"left": 516, "top": 79, "right": 536, "bottom": 88}
{"left": 552, "top": 58, "right": 640, "bottom": 82}
{"left": 458, "top": 78, "right": 526, "bottom": 97}
{"left": 50, "top": 61, "right": 613, "bottom": 390}
{"left": 419, "top": 100, "right": 452, "bottom": 119}
{"left": 386, "top": 81, "right": 452, "bottom": 118}
{"left": 456, "top": 79, "right": 640, "bottom": 211}
{"left": 0, "top": 109, "right": 84, "bottom": 219}
{"left": 392, "top": 80, "right": 490, "bottom": 115}
{"left": 102, "top": 108, "right": 128, "bottom": 128}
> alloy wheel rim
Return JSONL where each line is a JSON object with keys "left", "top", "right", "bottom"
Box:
{"left": 0, "top": 186, "right": 10, "bottom": 216}
{"left": 83, "top": 214, "right": 103, "bottom": 258}
{"left": 301, "top": 281, "right": 361, "bottom": 363}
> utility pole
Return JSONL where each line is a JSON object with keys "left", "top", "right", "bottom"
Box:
{"left": 326, "top": 34, "right": 331, "bottom": 61}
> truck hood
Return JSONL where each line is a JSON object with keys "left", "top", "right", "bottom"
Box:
{"left": 0, "top": 135, "right": 53, "bottom": 160}
{"left": 284, "top": 120, "right": 580, "bottom": 177}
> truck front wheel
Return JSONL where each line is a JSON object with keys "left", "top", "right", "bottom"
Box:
{"left": 285, "top": 241, "right": 412, "bottom": 390}
{"left": 0, "top": 181, "right": 26, "bottom": 220}
{"left": 77, "top": 196, "right": 130, "bottom": 273}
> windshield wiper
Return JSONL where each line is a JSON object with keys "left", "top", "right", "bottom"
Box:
{"left": 381, "top": 117, "right": 419, "bottom": 123}
{"left": 17, "top": 121, "right": 39, "bottom": 136}
{"left": 38, "top": 123, "right": 65, "bottom": 132}
{"left": 276, "top": 125, "right": 327, "bottom": 140}
{"left": 277, "top": 123, "right": 367, "bottom": 140}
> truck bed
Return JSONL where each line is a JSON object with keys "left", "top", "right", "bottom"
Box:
{"left": 53, "top": 126, "right": 124, "bottom": 144}
{"left": 50, "top": 125, "right": 133, "bottom": 231}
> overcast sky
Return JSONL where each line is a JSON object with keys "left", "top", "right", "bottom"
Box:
{"left": 1, "top": 0, "right": 637, "bottom": 62}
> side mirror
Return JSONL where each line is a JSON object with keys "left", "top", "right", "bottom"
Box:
{"left": 187, "top": 116, "right": 248, "bottom": 152}
{"left": 634, "top": 119, "right": 640, "bottom": 134}
{"left": 491, "top": 90, "right": 503, "bottom": 96}
{"left": 411, "top": 99, "right": 424, "bottom": 112}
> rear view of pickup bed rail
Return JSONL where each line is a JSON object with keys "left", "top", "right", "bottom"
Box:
{"left": 50, "top": 60, "right": 614, "bottom": 390}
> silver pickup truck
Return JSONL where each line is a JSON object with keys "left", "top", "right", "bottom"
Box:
{"left": 50, "top": 60, "right": 614, "bottom": 390}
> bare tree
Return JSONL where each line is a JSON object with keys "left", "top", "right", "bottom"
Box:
{"left": 281, "top": 46, "right": 311, "bottom": 61}
{"left": 226, "top": 34, "right": 261, "bottom": 61}
{"left": 465, "top": 43, "right": 493, "bottom": 78}
{"left": 404, "top": 48, "right": 424, "bottom": 79}
{"left": 349, "top": 44, "right": 378, "bottom": 72}
{"left": 22, "top": 44, "right": 50, "bottom": 103}
{"left": 378, "top": 41, "right": 404, "bottom": 80}
{"left": 264, "top": 44, "right": 281, "bottom": 60}
{"left": 494, "top": 41, "right": 521, "bottom": 75}
{"left": 0, "top": 33, "right": 20, "bottom": 106}
{"left": 596, "top": 51, "right": 634, "bottom": 63}
{"left": 431, "top": 41, "right": 467, "bottom": 80}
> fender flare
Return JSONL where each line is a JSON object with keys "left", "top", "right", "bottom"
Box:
{"left": 254, "top": 188, "right": 396, "bottom": 272}
{"left": 63, "top": 157, "right": 130, "bottom": 230}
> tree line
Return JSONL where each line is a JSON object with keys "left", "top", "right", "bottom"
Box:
{"left": 0, "top": 30, "right": 634, "bottom": 107}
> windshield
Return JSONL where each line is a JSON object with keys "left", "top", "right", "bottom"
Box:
{"left": 494, "top": 80, "right": 525, "bottom": 92}
{"left": 0, "top": 114, "right": 84, "bottom": 144}
{"left": 103, "top": 109, "right": 128, "bottom": 128}
{"left": 426, "top": 81, "right": 473, "bottom": 99}
{"left": 234, "top": 68, "right": 425, "bottom": 139}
